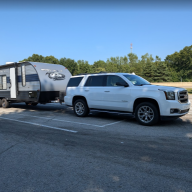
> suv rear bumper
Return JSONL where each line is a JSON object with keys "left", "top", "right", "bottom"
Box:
{"left": 64, "top": 96, "right": 73, "bottom": 106}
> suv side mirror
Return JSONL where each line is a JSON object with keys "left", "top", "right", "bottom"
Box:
{"left": 116, "top": 82, "right": 129, "bottom": 87}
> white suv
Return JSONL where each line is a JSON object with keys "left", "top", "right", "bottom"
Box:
{"left": 64, "top": 73, "right": 190, "bottom": 125}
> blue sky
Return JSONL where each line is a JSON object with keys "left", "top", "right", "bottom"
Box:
{"left": 0, "top": 1, "right": 192, "bottom": 65}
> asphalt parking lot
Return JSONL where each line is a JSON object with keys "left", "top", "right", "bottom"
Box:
{"left": 0, "top": 96, "right": 192, "bottom": 192}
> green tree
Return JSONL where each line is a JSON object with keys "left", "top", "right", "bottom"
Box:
{"left": 77, "top": 60, "right": 91, "bottom": 74}
{"left": 43, "top": 55, "right": 59, "bottom": 64}
{"left": 153, "top": 62, "right": 171, "bottom": 82}
{"left": 94, "top": 67, "right": 106, "bottom": 73}
{"left": 92, "top": 60, "right": 106, "bottom": 73}
{"left": 59, "top": 58, "right": 78, "bottom": 75}
{"left": 128, "top": 53, "right": 138, "bottom": 64}
{"left": 143, "top": 60, "right": 155, "bottom": 82}
{"left": 127, "top": 53, "right": 141, "bottom": 75}
{"left": 169, "top": 69, "right": 180, "bottom": 82}
{"left": 106, "top": 57, "right": 118, "bottom": 72}
{"left": 165, "top": 45, "right": 192, "bottom": 81}
{"left": 21, "top": 54, "right": 44, "bottom": 62}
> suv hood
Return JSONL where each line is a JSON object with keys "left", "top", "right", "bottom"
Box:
{"left": 141, "top": 85, "right": 187, "bottom": 92}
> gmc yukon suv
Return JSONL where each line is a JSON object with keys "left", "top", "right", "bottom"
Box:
{"left": 64, "top": 73, "right": 190, "bottom": 125}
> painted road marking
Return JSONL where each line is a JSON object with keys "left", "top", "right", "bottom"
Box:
{"left": 13, "top": 114, "right": 124, "bottom": 128}
{"left": 17, "top": 114, "right": 104, "bottom": 127}
{"left": 101, "top": 120, "right": 125, "bottom": 127}
{"left": 0, "top": 117, "right": 77, "bottom": 133}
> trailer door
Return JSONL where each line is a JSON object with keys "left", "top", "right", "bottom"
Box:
{"left": 10, "top": 68, "right": 16, "bottom": 98}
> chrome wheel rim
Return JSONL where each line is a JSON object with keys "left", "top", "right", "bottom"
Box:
{"left": 75, "top": 102, "right": 85, "bottom": 115}
{"left": 138, "top": 106, "right": 154, "bottom": 123}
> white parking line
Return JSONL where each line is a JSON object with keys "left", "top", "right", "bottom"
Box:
{"left": 16, "top": 114, "right": 104, "bottom": 128}
{"left": 0, "top": 117, "right": 77, "bottom": 133}
{"left": 101, "top": 120, "right": 125, "bottom": 127}
{"left": 15, "top": 114, "right": 124, "bottom": 128}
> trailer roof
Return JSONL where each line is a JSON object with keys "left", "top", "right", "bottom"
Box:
{"left": 0, "top": 62, "right": 29, "bottom": 69}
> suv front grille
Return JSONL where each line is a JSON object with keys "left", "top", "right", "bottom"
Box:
{"left": 178, "top": 91, "right": 188, "bottom": 103}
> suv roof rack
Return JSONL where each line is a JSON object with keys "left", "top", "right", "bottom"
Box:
{"left": 76, "top": 71, "right": 111, "bottom": 76}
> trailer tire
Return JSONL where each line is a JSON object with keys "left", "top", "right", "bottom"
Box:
{"left": 2, "top": 99, "right": 9, "bottom": 108}
{"left": 31, "top": 103, "right": 38, "bottom": 106}
{"left": 0, "top": 99, "right": 2, "bottom": 107}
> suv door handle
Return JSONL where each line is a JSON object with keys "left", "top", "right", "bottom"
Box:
{"left": 104, "top": 91, "right": 110, "bottom": 92}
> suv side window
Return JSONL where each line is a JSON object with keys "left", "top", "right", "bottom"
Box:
{"left": 106, "top": 75, "right": 127, "bottom": 86}
{"left": 67, "top": 77, "right": 83, "bottom": 87}
{"left": 84, "top": 75, "right": 105, "bottom": 86}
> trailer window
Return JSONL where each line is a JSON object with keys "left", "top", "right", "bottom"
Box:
{"left": 0, "top": 75, "right": 7, "bottom": 90}
{"left": 21, "top": 64, "right": 26, "bottom": 86}
{"left": 67, "top": 77, "right": 83, "bottom": 87}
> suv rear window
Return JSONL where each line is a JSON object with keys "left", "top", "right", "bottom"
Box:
{"left": 84, "top": 75, "right": 105, "bottom": 86}
{"left": 67, "top": 77, "right": 83, "bottom": 87}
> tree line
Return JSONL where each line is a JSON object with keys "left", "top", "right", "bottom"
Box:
{"left": 21, "top": 45, "right": 192, "bottom": 82}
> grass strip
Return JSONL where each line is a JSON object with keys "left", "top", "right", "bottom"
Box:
{"left": 186, "top": 88, "right": 192, "bottom": 94}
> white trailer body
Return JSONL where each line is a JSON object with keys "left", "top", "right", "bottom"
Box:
{"left": 0, "top": 62, "right": 71, "bottom": 106}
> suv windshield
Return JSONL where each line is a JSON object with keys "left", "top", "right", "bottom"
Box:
{"left": 123, "top": 74, "right": 151, "bottom": 86}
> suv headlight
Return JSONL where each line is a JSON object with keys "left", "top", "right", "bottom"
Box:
{"left": 164, "top": 91, "right": 175, "bottom": 100}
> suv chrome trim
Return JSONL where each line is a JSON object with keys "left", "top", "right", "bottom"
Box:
{"left": 178, "top": 91, "right": 188, "bottom": 103}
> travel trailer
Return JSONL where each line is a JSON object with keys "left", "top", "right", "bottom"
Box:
{"left": 0, "top": 62, "right": 71, "bottom": 108}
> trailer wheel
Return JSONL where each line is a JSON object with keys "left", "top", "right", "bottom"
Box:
{"left": 0, "top": 99, "right": 2, "bottom": 107}
{"left": 74, "top": 99, "right": 89, "bottom": 117}
{"left": 2, "top": 99, "right": 9, "bottom": 108}
{"left": 31, "top": 103, "right": 38, "bottom": 106}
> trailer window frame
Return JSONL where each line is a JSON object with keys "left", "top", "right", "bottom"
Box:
{"left": 0, "top": 75, "right": 7, "bottom": 90}
{"left": 21, "top": 64, "right": 26, "bottom": 87}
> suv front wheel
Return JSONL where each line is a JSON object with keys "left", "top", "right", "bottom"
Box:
{"left": 135, "top": 102, "right": 159, "bottom": 126}
{"left": 74, "top": 99, "right": 89, "bottom": 117}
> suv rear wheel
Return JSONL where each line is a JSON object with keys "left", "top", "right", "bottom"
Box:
{"left": 135, "top": 102, "right": 159, "bottom": 126}
{"left": 74, "top": 99, "right": 89, "bottom": 117}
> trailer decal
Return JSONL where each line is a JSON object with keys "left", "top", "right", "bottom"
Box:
{"left": 41, "top": 69, "right": 65, "bottom": 81}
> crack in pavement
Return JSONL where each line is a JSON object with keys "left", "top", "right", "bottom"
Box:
{"left": 0, "top": 130, "right": 36, "bottom": 157}
{"left": 0, "top": 142, "right": 20, "bottom": 157}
